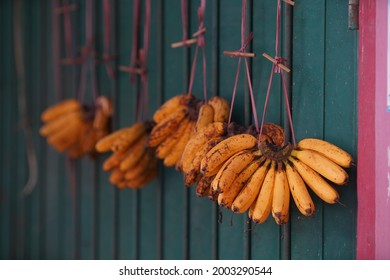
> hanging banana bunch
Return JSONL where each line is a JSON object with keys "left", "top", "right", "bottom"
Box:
{"left": 95, "top": 121, "right": 158, "bottom": 189}
{"left": 199, "top": 125, "right": 353, "bottom": 225}
{"left": 39, "top": 96, "right": 112, "bottom": 159}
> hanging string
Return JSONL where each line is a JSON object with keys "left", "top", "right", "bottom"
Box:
{"left": 14, "top": 0, "right": 38, "bottom": 196}
{"left": 258, "top": 0, "right": 296, "bottom": 146}
{"left": 77, "top": 0, "right": 98, "bottom": 103}
{"left": 181, "top": 0, "right": 189, "bottom": 43}
{"left": 227, "top": 0, "right": 259, "bottom": 133}
{"left": 102, "top": 0, "right": 116, "bottom": 79}
{"left": 185, "top": 0, "right": 208, "bottom": 102}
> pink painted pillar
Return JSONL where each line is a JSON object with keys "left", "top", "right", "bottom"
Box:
{"left": 357, "top": 0, "right": 390, "bottom": 259}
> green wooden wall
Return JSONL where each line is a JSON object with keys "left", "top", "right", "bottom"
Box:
{"left": 0, "top": 0, "right": 357, "bottom": 260}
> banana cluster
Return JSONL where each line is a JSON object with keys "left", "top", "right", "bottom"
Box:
{"left": 149, "top": 93, "right": 230, "bottom": 169}
{"left": 39, "top": 97, "right": 112, "bottom": 158}
{"left": 95, "top": 121, "right": 158, "bottom": 189}
{"left": 198, "top": 125, "right": 353, "bottom": 225}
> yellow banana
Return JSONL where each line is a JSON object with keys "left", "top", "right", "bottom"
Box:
{"left": 195, "top": 175, "right": 215, "bottom": 197}
{"left": 272, "top": 163, "right": 290, "bottom": 224}
{"left": 148, "top": 108, "right": 188, "bottom": 147}
{"left": 207, "top": 96, "right": 230, "bottom": 123}
{"left": 179, "top": 121, "right": 227, "bottom": 172}
{"left": 119, "top": 135, "right": 147, "bottom": 171}
{"left": 41, "top": 99, "right": 81, "bottom": 122}
{"left": 201, "top": 133, "right": 258, "bottom": 176}
{"left": 164, "top": 121, "right": 195, "bottom": 167}
{"left": 124, "top": 149, "right": 154, "bottom": 181}
{"left": 153, "top": 93, "right": 194, "bottom": 123}
{"left": 297, "top": 138, "right": 353, "bottom": 168}
{"left": 102, "top": 150, "right": 127, "bottom": 171}
{"left": 219, "top": 157, "right": 264, "bottom": 209}
{"left": 195, "top": 103, "right": 215, "bottom": 131}
{"left": 95, "top": 122, "right": 146, "bottom": 153}
{"left": 285, "top": 161, "right": 315, "bottom": 216}
{"left": 291, "top": 149, "right": 348, "bottom": 185}
{"left": 246, "top": 160, "right": 275, "bottom": 223}
{"left": 183, "top": 136, "right": 224, "bottom": 186}
{"left": 40, "top": 110, "right": 83, "bottom": 137}
{"left": 211, "top": 150, "right": 257, "bottom": 194}
{"left": 127, "top": 157, "right": 158, "bottom": 188}
{"left": 156, "top": 118, "right": 190, "bottom": 159}
{"left": 47, "top": 118, "right": 83, "bottom": 152}
{"left": 289, "top": 156, "right": 339, "bottom": 204}
{"left": 109, "top": 168, "right": 125, "bottom": 185}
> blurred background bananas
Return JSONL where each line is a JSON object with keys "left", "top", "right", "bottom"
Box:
{"left": 39, "top": 97, "right": 112, "bottom": 159}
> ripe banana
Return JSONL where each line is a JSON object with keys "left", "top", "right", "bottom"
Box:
{"left": 211, "top": 150, "right": 258, "bottom": 194}
{"left": 102, "top": 149, "right": 127, "bottom": 171}
{"left": 109, "top": 168, "right": 125, "bottom": 185}
{"left": 285, "top": 161, "right": 315, "bottom": 216}
{"left": 196, "top": 175, "right": 215, "bottom": 197}
{"left": 291, "top": 149, "right": 349, "bottom": 185}
{"left": 119, "top": 135, "right": 147, "bottom": 171}
{"left": 41, "top": 99, "right": 81, "bottom": 122}
{"left": 289, "top": 156, "right": 339, "bottom": 204}
{"left": 148, "top": 107, "right": 188, "bottom": 147}
{"left": 272, "top": 163, "right": 290, "bottom": 225}
{"left": 297, "top": 138, "right": 353, "bottom": 168}
{"left": 153, "top": 93, "right": 194, "bottom": 123}
{"left": 124, "top": 150, "right": 154, "bottom": 181}
{"left": 208, "top": 96, "right": 230, "bottom": 123}
{"left": 39, "top": 110, "right": 83, "bottom": 137}
{"left": 110, "top": 122, "right": 147, "bottom": 152}
{"left": 247, "top": 160, "right": 275, "bottom": 223}
{"left": 201, "top": 133, "right": 258, "bottom": 176}
{"left": 183, "top": 136, "right": 224, "bottom": 186}
{"left": 95, "top": 122, "right": 145, "bottom": 153}
{"left": 156, "top": 118, "right": 190, "bottom": 159}
{"left": 219, "top": 158, "right": 264, "bottom": 209}
{"left": 195, "top": 103, "right": 215, "bottom": 131}
{"left": 164, "top": 121, "right": 195, "bottom": 167}
{"left": 179, "top": 121, "right": 227, "bottom": 172}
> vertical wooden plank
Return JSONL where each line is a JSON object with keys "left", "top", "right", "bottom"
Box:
{"left": 116, "top": 0, "right": 137, "bottom": 260}
{"left": 94, "top": 0, "right": 117, "bottom": 260}
{"left": 188, "top": 0, "right": 214, "bottom": 260}
{"left": 217, "top": 0, "right": 246, "bottom": 260}
{"left": 161, "top": 0, "right": 187, "bottom": 260}
{"left": 251, "top": 0, "right": 282, "bottom": 260}
{"left": 290, "top": 0, "right": 326, "bottom": 259}
{"left": 138, "top": 0, "right": 160, "bottom": 260}
{"left": 323, "top": 0, "right": 357, "bottom": 259}
{"left": 0, "top": 0, "right": 13, "bottom": 260}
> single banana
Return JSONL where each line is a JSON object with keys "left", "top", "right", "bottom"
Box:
{"left": 285, "top": 161, "right": 315, "bottom": 216}
{"left": 153, "top": 93, "right": 194, "bottom": 123}
{"left": 228, "top": 159, "right": 268, "bottom": 213}
{"left": 291, "top": 149, "right": 349, "bottom": 185}
{"left": 164, "top": 121, "right": 195, "bottom": 167}
{"left": 124, "top": 149, "right": 155, "bottom": 181}
{"left": 95, "top": 122, "right": 145, "bottom": 153}
{"left": 211, "top": 150, "right": 257, "bottom": 194}
{"left": 246, "top": 160, "right": 275, "bottom": 222}
{"left": 41, "top": 99, "right": 81, "bottom": 122}
{"left": 183, "top": 136, "right": 224, "bottom": 186}
{"left": 195, "top": 175, "right": 215, "bottom": 197}
{"left": 195, "top": 103, "right": 215, "bottom": 131}
{"left": 218, "top": 157, "right": 264, "bottom": 209}
{"left": 179, "top": 121, "right": 227, "bottom": 172}
{"left": 207, "top": 96, "right": 230, "bottom": 123}
{"left": 289, "top": 156, "right": 339, "bottom": 204}
{"left": 109, "top": 168, "right": 125, "bottom": 185}
{"left": 201, "top": 133, "right": 258, "bottom": 176}
{"left": 102, "top": 149, "right": 127, "bottom": 171}
{"left": 272, "top": 163, "right": 290, "bottom": 225}
{"left": 148, "top": 108, "right": 188, "bottom": 147}
{"left": 119, "top": 135, "right": 147, "bottom": 171}
{"left": 297, "top": 138, "right": 353, "bottom": 168}
{"left": 156, "top": 118, "right": 190, "bottom": 159}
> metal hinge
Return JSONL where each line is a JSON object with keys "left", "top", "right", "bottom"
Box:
{"left": 348, "top": 0, "right": 359, "bottom": 30}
